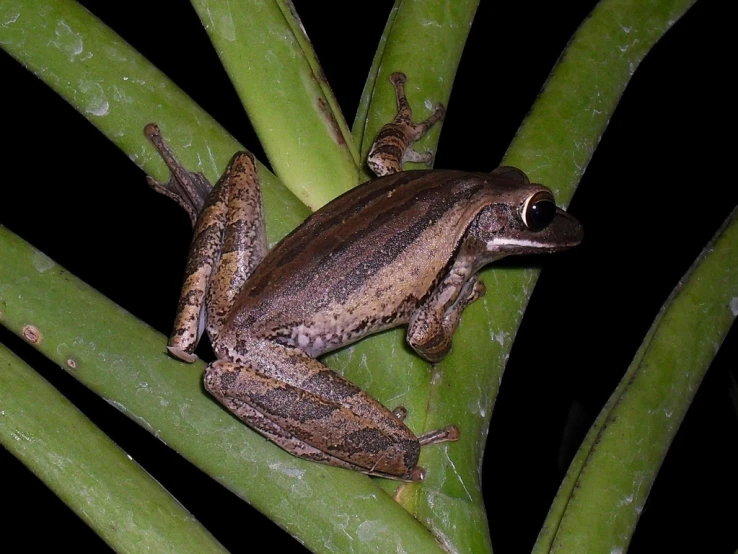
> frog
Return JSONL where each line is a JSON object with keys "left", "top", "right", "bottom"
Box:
{"left": 145, "top": 72, "right": 583, "bottom": 481}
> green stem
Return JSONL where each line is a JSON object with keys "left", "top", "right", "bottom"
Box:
{"left": 0, "top": 343, "right": 228, "bottom": 554}
{"left": 535, "top": 206, "right": 738, "bottom": 553}
{"left": 504, "top": 0, "right": 699, "bottom": 200}
{"left": 189, "top": 0, "right": 360, "bottom": 209}
{"left": 413, "top": 0, "right": 698, "bottom": 550}
{"left": 340, "top": 2, "right": 491, "bottom": 550}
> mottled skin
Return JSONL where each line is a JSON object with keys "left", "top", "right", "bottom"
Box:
{"left": 146, "top": 73, "right": 583, "bottom": 481}
{"left": 367, "top": 72, "right": 445, "bottom": 176}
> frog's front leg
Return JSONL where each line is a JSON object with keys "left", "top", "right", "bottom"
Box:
{"left": 407, "top": 270, "right": 486, "bottom": 363}
{"left": 367, "top": 72, "right": 446, "bottom": 177}
{"left": 165, "top": 151, "right": 267, "bottom": 362}
{"left": 204, "top": 339, "right": 458, "bottom": 481}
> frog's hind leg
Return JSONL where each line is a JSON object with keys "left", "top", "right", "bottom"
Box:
{"left": 367, "top": 72, "right": 446, "bottom": 176}
{"left": 203, "top": 154, "right": 267, "bottom": 342}
{"left": 166, "top": 153, "right": 266, "bottom": 362}
{"left": 202, "top": 361, "right": 373, "bottom": 473}
{"left": 203, "top": 349, "right": 425, "bottom": 481}
{"left": 205, "top": 340, "right": 460, "bottom": 480}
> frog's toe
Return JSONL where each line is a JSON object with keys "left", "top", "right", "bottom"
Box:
{"left": 167, "top": 345, "right": 199, "bottom": 363}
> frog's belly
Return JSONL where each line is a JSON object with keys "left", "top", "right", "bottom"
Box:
{"left": 260, "top": 292, "right": 417, "bottom": 358}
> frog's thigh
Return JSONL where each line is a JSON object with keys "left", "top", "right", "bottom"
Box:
{"left": 168, "top": 152, "right": 265, "bottom": 361}
{"left": 204, "top": 353, "right": 419, "bottom": 476}
{"left": 206, "top": 153, "right": 267, "bottom": 334}
{"left": 204, "top": 360, "right": 368, "bottom": 471}
{"left": 218, "top": 341, "right": 409, "bottom": 421}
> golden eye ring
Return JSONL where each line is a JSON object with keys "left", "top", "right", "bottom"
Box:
{"left": 520, "top": 191, "right": 556, "bottom": 231}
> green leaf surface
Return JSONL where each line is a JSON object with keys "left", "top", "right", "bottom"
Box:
{"left": 0, "top": 343, "right": 227, "bottom": 554}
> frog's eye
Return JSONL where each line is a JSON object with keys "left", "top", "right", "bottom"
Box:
{"left": 520, "top": 191, "right": 556, "bottom": 231}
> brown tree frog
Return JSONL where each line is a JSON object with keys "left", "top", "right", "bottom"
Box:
{"left": 145, "top": 73, "right": 583, "bottom": 481}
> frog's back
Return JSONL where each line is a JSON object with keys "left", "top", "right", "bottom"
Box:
{"left": 228, "top": 169, "right": 496, "bottom": 353}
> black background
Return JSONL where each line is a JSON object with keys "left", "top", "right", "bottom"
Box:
{"left": 1, "top": 1, "right": 736, "bottom": 552}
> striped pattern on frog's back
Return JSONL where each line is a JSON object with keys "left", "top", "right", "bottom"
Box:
{"left": 228, "top": 169, "right": 517, "bottom": 354}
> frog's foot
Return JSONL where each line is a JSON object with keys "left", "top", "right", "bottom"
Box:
{"left": 392, "top": 408, "right": 460, "bottom": 445}
{"left": 144, "top": 123, "right": 213, "bottom": 226}
{"left": 401, "top": 146, "right": 435, "bottom": 168}
{"left": 457, "top": 276, "right": 486, "bottom": 307}
{"left": 367, "top": 72, "right": 446, "bottom": 177}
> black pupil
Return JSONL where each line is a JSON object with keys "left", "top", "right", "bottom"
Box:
{"left": 527, "top": 200, "right": 556, "bottom": 230}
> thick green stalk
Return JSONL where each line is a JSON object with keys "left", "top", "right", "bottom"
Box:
{"left": 0, "top": 226, "right": 446, "bottom": 554}
{"left": 534, "top": 206, "right": 738, "bottom": 553}
{"left": 504, "top": 0, "right": 699, "bottom": 199}
{"left": 340, "top": 3, "right": 490, "bottom": 550}
{"left": 410, "top": 0, "right": 698, "bottom": 550}
{"left": 190, "top": 0, "right": 361, "bottom": 209}
{"left": 0, "top": 344, "right": 227, "bottom": 554}
{"left": 0, "top": 0, "right": 308, "bottom": 243}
